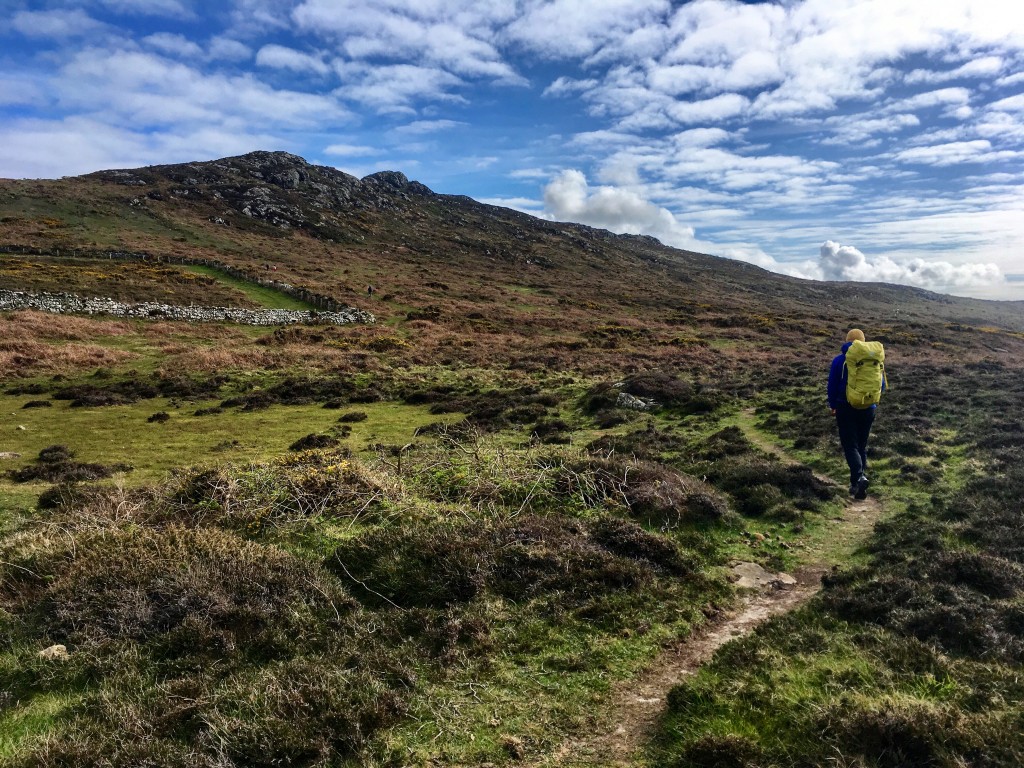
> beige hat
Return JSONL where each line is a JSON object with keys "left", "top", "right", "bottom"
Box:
{"left": 846, "top": 328, "right": 866, "bottom": 342}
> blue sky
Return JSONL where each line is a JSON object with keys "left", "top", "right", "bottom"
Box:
{"left": 2, "top": 0, "right": 1023, "bottom": 299}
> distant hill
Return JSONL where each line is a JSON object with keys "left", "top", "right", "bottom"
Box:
{"left": 2, "top": 151, "right": 1022, "bottom": 352}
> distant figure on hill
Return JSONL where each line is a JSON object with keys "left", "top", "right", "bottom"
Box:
{"left": 367, "top": 285, "right": 374, "bottom": 297}
{"left": 828, "top": 328, "right": 887, "bottom": 499}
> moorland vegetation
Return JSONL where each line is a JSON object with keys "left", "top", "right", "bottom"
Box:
{"left": 1, "top": 152, "right": 1023, "bottom": 766}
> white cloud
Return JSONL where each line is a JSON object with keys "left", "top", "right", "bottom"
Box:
{"left": 890, "top": 87, "right": 972, "bottom": 112}
{"left": 393, "top": 119, "right": 465, "bottom": 134}
{"left": 143, "top": 33, "right": 204, "bottom": 60}
{"left": 99, "top": 0, "right": 192, "bottom": 17}
{"left": 818, "top": 240, "right": 1003, "bottom": 291}
{"left": 509, "top": 168, "right": 553, "bottom": 180}
{"left": 543, "top": 77, "right": 600, "bottom": 98}
{"left": 11, "top": 9, "right": 106, "bottom": 39}
{"left": 58, "top": 49, "right": 351, "bottom": 130}
{"left": 905, "top": 56, "right": 1004, "bottom": 84}
{"left": 0, "top": 116, "right": 283, "bottom": 179}
{"left": 324, "top": 143, "right": 378, "bottom": 157}
{"left": 988, "top": 93, "right": 1024, "bottom": 113}
{"left": 540, "top": 168, "right": 780, "bottom": 265}
{"left": 667, "top": 92, "right": 749, "bottom": 124}
{"left": 996, "top": 72, "right": 1024, "bottom": 88}
{"left": 505, "top": 0, "right": 670, "bottom": 60}
{"left": 0, "top": 74, "right": 48, "bottom": 107}
{"left": 895, "top": 140, "right": 1019, "bottom": 166}
{"left": 256, "top": 44, "right": 331, "bottom": 76}
{"left": 821, "top": 113, "right": 920, "bottom": 146}
{"left": 293, "top": 0, "right": 525, "bottom": 85}
{"left": 333, "top": 63, "right": 466, "bottom": 112}
{"left": 208, "top": 37, "right": 252, "bottom": 62}
{"left": 543, "top": 168, "right": 699, "bottom": 247}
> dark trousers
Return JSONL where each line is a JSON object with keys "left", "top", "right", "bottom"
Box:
{"left": 835, "top": 404, "right": 875, "bottom": 486}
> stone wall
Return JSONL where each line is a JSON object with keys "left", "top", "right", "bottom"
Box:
{"left": 0, "top": 290, "right": 374, "bottom": 326}
{"left": 0, "top": 245, "right": 352, "bottom": 313}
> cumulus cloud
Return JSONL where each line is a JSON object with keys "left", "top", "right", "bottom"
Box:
{"left": 821, "top": 113, "right": 920, "bottom": 146}
{"left": 818, "top": 240, "right": 1003, "bottom": 291}
{"left": 541, "top": 169, "right": 819, "bottom": 275}
{"left": 543, "top": 169, "right": 699, "bottom": 247}
{"left": 988, "top": 93, "right": 1024, "bottom": 113}
{"left": 667, "top": 92, "right": 749, "bottom": 124}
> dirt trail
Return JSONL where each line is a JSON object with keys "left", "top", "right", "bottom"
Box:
{"left": 531, "top": 412, "right": 884, "bottom": 768}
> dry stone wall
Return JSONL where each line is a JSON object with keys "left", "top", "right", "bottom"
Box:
{"left": 0, "top": 290, "right": 374, "bottom": 326}
{"left": 0, "top": 245, "right": 351, "bottom": 313}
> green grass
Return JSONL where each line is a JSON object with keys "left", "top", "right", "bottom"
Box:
{"left": 182, "top": 265, "right": 315, "bottom": 309}
{"left": 0, "top": 394, "right": 461, "bottom": 495}
{"left": 0, "top": 690, "right": 83, "bottom": 760}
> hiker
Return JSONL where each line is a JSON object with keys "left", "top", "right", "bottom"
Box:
{"left": 827, "top": 329, "right": 887, "bottom": 499}
{"left": 367, "top": 285, "right": 374, "bottom": 297}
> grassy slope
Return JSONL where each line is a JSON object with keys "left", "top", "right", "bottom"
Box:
{"left": 1, "top": 155, "right": 1024, "bottom": 766}
{"left": 653, "top": 366, "right": 1024, "bottom": 768}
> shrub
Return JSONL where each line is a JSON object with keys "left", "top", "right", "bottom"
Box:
{"left": 338, "top": 410, "right": 369, "bottom": 423}
{"left": 8, "top": 445, "right": 131, "bottom": 484}
{"left": 328, "top": 515, "right": 701, "bottom": 616}
{"left": 709, "top": 457, "right": 838, "bottom": 518}
{"left": 33, "top": 526, "right": 355, "bottom": 653}
{"left": 289, "top": 433, "right": 340, "bottom": 451}
{"left": 559, "top": 456, "right": 731, "bottom": 526}
{"left": 161, "top": 451, "right": 389, "bottom": 530}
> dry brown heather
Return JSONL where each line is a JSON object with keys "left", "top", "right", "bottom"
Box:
{"left": 1, "top": 151, "right": 1022, "bottom": 379}
{"left": 0, "top": 339, "right": 136, "bottom": 378}
{"left": 0, "top": 256, "right": 258, "bottom": 306}
{"left": 2, "top": 153, "right": 1024, "bottom": 768}
{"left": 1, "top": 154, "right": 1023, "bottom": 399}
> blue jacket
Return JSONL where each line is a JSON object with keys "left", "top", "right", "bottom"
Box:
{"left": 828, "top": 341, "right": 881, "bottom": 410}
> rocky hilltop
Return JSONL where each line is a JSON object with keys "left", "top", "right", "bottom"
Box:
{"left": 90, "top": 151, "right": 435, "bottom": 236}
{"left": 2, "top": 151, "right": 1022, "bottom": 343}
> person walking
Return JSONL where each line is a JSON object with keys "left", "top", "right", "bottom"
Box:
{"left": 828, "top": 328, "right": 887, "bottom": 499}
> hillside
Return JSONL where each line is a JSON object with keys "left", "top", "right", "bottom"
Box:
{"left": 3, "top": 152, "right": 1022, "bottom": 345}
{"left": 2, "top": 153, "right": 1024, "bottom": 767}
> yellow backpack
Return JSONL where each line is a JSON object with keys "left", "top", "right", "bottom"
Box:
{"left": 844, "top": 340, "right": 887, "bottom": 409}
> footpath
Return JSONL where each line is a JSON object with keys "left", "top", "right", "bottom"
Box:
{"left": 533, "top": 409, "right": 884, "bottom": 767}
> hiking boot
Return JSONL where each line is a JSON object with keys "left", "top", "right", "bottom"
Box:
{"left": 854, "top": 474, "right": 869, "bottom": 500}
{"left": 849, "top": 483, "right": 857, "bottom": 497}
